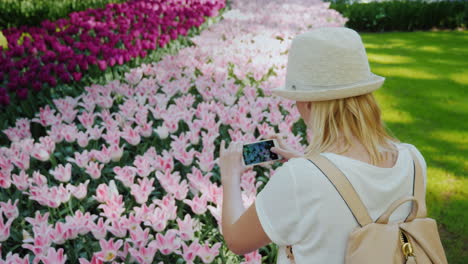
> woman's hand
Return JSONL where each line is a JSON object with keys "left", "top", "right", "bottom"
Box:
{"left": 268, "top": 134, "right": 303, "bottom": 161}
{"left": 219, "top": 140, "right": 248, "bottom": 183}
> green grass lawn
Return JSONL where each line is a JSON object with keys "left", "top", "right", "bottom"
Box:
{"left": 361, "top": 30, "right": 467, "bottom": 263}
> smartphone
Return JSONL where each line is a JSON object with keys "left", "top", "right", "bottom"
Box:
{"left": 242, "top": 139, "right": 282, "bottom": 167}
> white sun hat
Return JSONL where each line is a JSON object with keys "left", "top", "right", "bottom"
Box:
{"left": 271, "top": 27, "right": 385, "bottom": 102}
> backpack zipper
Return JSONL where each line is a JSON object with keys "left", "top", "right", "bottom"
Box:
{"left": 400, "top": 229, "right": 415, "bottom": 260}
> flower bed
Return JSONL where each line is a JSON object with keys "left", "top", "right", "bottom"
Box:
{"left": 0, "top": 0, "right": 346, "bottom": 263}
{"left": 0, "top": 0, "right": 225, "bottom": 107}
{"left": 0, "top": 0, "right": 126, "bottom": 29}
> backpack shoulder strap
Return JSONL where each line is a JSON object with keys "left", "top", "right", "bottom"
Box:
{"left": 307, "top": 154, "right": 373, "bottom": 227}
{"left": 407, "top": 148, "right": 427, "bottom": 218}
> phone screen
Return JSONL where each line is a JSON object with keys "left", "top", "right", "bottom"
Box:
{"left": 242, "top": 140, "right": 280, "bottom": 166}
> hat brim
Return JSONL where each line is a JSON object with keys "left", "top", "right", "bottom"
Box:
{"left": 271, "top": 73, "right": 385, "bottom": 102}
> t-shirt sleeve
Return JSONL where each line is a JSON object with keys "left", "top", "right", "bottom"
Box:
{"left": 255, "top": 161, "right": 302, "bottom": 246}
{"left": 403, "top": 143, "right": 427, "bottom": 189}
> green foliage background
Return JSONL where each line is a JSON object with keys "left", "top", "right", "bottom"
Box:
{"left": 328, "top": 0, "right": 468, "bottom": 32}
{"left": 0, "top": 0, "right": 126, "bottom": 29}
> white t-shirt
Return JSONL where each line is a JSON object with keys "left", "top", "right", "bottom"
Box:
{"left": 255, "top": 143, "right": 427, "bottom": 264}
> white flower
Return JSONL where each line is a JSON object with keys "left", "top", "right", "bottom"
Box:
{"left": 154, "top": 125, "right": 169, "bottom": 139}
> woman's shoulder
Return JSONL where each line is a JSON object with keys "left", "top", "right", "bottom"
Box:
{"left": 395, "top": 142, "right": 427, "bottom": 169}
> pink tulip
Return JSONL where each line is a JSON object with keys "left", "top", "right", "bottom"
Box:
{"left": 0, "top": 209, "right": 15, "bottom": 242}
{"left": 113, "top": 166, "right": 136, "bottom": 188}
{"left": 155, "top": 229, "right": 181, "bottom": 255}
{"left": 67, "top": 179, "right": 90, "bottom": 200}
{"left": 79, "top": 255, "right": 103, "bottom": 264}
{"left": 85, "top": 162, "right": 104, "bottom": 180}
{"left": 128, "top": 240, "right": 159, "bottom": 264}
{"left": 197, "top": 241, "right": 221, "bottom": 264}
{"left": 181, "top": 240, "right": 202, "bottom": 264}
{"left": 11, "top": 170, "right": 29, "bottom": 191}
{"left": 133, "top": 156, "right": 153, "bottom": 177}
{"left": 183, "top": 194, "right": 208, "bottom": 215}
{"left": 241, "top": 250, "right": 262, "bottom": 264}
{"left": 95, "top": 238, "right": 123, "bottom": 262}
{"left": 127, "top": 225, "right": 152, "bottom": 249}
{"left": 49, "top": 163, "right": 72, "bottom": 183}
{"left": 0, "top": 199, "right": 19, "bottom": 219}
{"left": 90, "top": 217, "right": 108, "bottom": 240}
{"left": 48, "top": 222, "right": 73, "bottom": 245}
{"left": 121, "top": 126, "right": 141, "bottom": 146}
{"left": 176, "top": 214, "right": 198, "bottom": 241}
{"left": 0, "top": 170, "right": 11, "bottom": 189}
{"left": 130, "top": 177, "right": 155, "bottom": 204}
{"left": 67, "top": 150, "right": 91, "bottom": 168}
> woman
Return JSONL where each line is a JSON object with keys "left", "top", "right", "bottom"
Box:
{"left": 218, "top": 27, "right": 427, "bottom": 263}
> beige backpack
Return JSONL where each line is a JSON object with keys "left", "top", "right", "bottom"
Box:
{"left": 285, "top": 150, "right": 448, "bottom": 264}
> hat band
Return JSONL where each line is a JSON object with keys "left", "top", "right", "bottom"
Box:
{"left": 287, "top": 74, "right": 376, "bottom": 91}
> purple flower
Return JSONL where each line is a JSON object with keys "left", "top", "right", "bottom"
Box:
{"left": 0, "top": 0, "right": 225, "bottom": 101}
{"left": 97, "top": 60, "right": 107, "bottom": 71}
{"left": 32, "top": 82, "right": 42, "bottom": 92}
{"left": 0, "top": 94, "right": 10, "bottom": 106}
{"left": 16, "top": 88, "right": 28, "bottom": 100}
{"left": 72, "top": 72, "right": 82, "bottom": 82}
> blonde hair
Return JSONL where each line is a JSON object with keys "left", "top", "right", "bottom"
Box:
{"left": 303, "top": 93, "right": 400, "bottom": 166}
